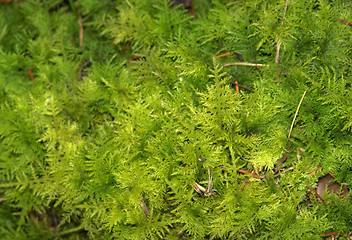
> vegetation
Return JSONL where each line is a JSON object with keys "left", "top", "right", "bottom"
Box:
{"left": 1, "top": 0, "right": 352, "bottom": 239}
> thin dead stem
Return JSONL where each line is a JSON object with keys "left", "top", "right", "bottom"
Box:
{"left": 223, "top": 62, "right": 267, "bottom": 67}
{"left": 307, "top": 184, "right": 328, "bottom": 205}
{"left": 275, "top": 40, "right": 281, "bottom": 64}
{"left": 281, "top": 0, "right": 289, "bottom": 25}
{"left": 338, "top": 18, "right": 352, "bottom": 27}
{"left": 288, "top": 90, "right": 307, "bottom": 141}
{"left": 232, "top": 82, "right": 254, "bottom": 91}
{"left": 125, "top": 0, "right": 133, "bottom": 8}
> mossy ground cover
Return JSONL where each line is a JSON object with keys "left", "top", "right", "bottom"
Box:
{"left": 1, "top": 0, "right": 352, "bottom": 239}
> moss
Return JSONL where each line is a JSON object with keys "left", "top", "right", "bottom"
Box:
{"left": 1, "top": 0, "right": 352, "bottom": 239}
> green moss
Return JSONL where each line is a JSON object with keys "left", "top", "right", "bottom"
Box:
{"left": 1, "top": 0, "right": 352, "bottom": 239}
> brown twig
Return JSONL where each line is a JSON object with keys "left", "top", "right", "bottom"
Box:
{"left": 234, "top": 81, "right": 239, "bottom": 92}
{"left": 216, "top": 52, "right": 233, "bottom": 58}
{"left": 320, "top": 232, "right": 339, "bottom": 237}
{"left": 232, "top": 82, "right": 254, "bottom": 91}
{"left": 275, "top": 40, "right": 282, "bottom": 65}
{"left": 307, "top": 184, "right": 328, "bottom": 205}
{"left": 281, "top": 0, "right": 289, "bottom": 25}
{"left": 27, "top": 69, "right": 34, "bottom": 82}
{"left": 287, "top": 90, "right": 307, "bottom": 141}
{"left": 223, "top": 62, "right": 267, "bottom": 67}
{"left": 338, "top": 18, "right": 352, "bottom": 27}
{"left": 120, "top": 42, "right": 130, "bottom": 56}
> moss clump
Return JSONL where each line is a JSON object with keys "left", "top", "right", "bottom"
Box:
{"left": 1, "top": 0, "right": 352, "bottom": 239}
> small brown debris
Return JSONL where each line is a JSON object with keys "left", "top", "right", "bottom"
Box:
{"left": 78, "top": 60, "right": 92, "bottom": 81}
{"left": 309, "top": 166, "right": 321, "bottom": 176}
{"left": 296, "top": 147, "right": 305, "bottom": 160}
{"left": 27, "top": 69, "right": 34, "bottom": 82}
{"left": 234, "top": 53, "right": 244, "bottom": 62}
{"left": 140, "top": 200, "right": 150, "bottom": 217}
{"left": 192, "top": 168, "right": 216, "bottom": 197}
{"left": 193, "top": 182, "right": 206, "bottom": 195}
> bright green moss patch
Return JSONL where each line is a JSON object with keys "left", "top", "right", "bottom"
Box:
{"left": 1, "top": 0, "right": 352, "bottom": 239}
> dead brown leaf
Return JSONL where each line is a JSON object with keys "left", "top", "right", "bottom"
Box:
{"left": 316, "top": 173, "right": 349, "bottom": 198}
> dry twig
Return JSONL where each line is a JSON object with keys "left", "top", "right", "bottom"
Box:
{"left": 223, "top": 62, "right": 267, "bottom": 67}
{"left": 307, "top": 184, "right": 327, "bottom": 205}
{"left": 125, "top": 0, "right": 133, "bottom": 8}
{"left": 232, "top": 81, "right": 254, "bottom": 91}
{"left": 234, "top": 81, "right": 239, "bottom": 92}
{"left": 120, "top": 42, "right": 130, "bottom": 56}
{"left": 27, "top": 69, "right": 34, "bottom": 82}
{"left": 338, "top": 18, "right": 352, "bottom": 27}
{"left": 287, "top": 90, "right": 307, "bottom": 141}
{"left": 192, "top": 168, "right": 216, "bottom": 197}
{"left": 216, "top": 52, "right": 233, "bottom": 58}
